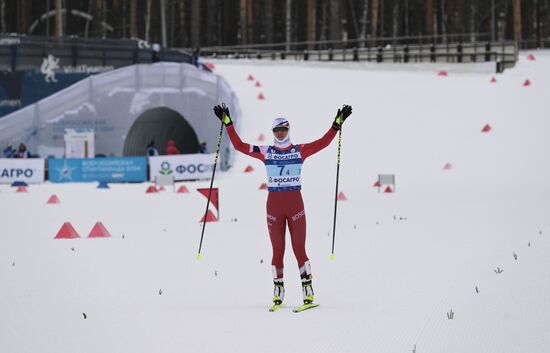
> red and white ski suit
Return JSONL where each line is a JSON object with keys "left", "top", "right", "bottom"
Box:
{"left": 226, "top": 124, "right": 337, "bottom": 279}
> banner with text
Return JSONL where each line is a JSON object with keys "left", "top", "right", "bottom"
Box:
{"left": 48, "top": 157, "right": 147, "bottom": 183}
{"left": 149, "top": 154, "right": 215, "bottom": 181}
{"left": 0, "top": 158, "right": 45, "bottom": 184}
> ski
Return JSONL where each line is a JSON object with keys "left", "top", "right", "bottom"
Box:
{"left": 293, "top": 303, "right": 319, "bottom": 313}
{"left": 269, "top": 303, "right": 282, "bottom": 312}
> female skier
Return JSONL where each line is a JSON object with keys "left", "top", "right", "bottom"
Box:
{"left": 213, "top": 103, "right": 352, "bottom": 307}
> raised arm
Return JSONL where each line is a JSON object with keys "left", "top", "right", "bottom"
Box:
{"left": 226, "top": 125, "right": 265, "bottom": 161}
{"left": 213, "top": 103, "right": 264, "bottom": 161}
{"left": 299, "top": 105, "right": 353, "bottom": 161}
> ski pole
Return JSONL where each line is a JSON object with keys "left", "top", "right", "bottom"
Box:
{"left": 197, "top": 119, "right": 224, "bottom": 260}
{"left": 330, "top": 127, "right": 343, "bottom": 260}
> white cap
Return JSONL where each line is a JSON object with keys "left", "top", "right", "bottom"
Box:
{"left": 272, "top": 117, "right": 289, "bottom": 130}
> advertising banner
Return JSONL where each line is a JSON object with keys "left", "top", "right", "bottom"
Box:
{"left": 0, "top": 158, "right": 45, "bottom": 184}
{"left": 48, "top": 157, "right": 147, "bottom": 183}
{"left": 149, "top": 154, "right": 215, "bottom": 181}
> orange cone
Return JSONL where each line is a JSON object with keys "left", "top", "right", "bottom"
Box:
{"left": 443, "top": 162, "right": 453, "bottom": 170}
{"left": 200, "top": 209, "right": 218, "bottom": 222}
{"left": 244, "top": 165, "right": 254, "bottom": 173}
{"left": 247, "top": 74, "right": 255, "bottom": 81}
{"left": 16, "top": 186, "right": 27, "bottom": 193}
{"left": 438, "top": 70, "right": 448, "bottom": 76}
{"left": 337, "top": 192, "right": 347, "bottom": 201}
{"left": 481, "top": 124, "right": 492, "bottom": 133}
{"left": 258, "top": 93, "right": 265, "bottom": 100}
{"left": 54, "top": 222, "right": 80, "bottom": 239}
{"left": 47, "top": 194, "right": 61, "bottom": 204}
{"left": 523, "top": 79, "right": 531, "bottom": 87}
{"left": 384, "top": 186, "right": 393, "bottom": 193}
{"left": 177, "top": 185, "right": 189, "bottom": 193}
{"left": 87, "top": 222, "right": 112, "bottom": 238}
{"left": 259, "top": 183, "right": 268, "bottom": 190}
{"left": 146, "top": 185, "right": 158, "bottom": 193}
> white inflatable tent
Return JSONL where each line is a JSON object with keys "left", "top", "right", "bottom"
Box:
{"left": 0, "top": 62, "right": 240, "bottom": 170}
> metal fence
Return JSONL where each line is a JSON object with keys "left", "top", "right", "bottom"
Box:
{"left": 202, "top": 40, "right": 518, "bottom": 73}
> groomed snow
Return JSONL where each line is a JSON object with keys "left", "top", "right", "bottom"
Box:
{"left": 1, "top": 52, "right": 550, "bottom": 353}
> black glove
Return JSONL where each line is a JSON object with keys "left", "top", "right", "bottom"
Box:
{"left": 332, "top": 104, "right": 352, "bottom": 130}
{"left": 213, "top": 103, "right": 232, "bottom": 126}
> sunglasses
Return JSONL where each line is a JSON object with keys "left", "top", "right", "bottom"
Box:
{"left": 272, "top": 127, "right": 289, "bottom": 133}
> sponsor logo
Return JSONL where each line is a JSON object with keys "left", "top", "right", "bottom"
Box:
{"left": 40, "top": 53, "right": 114, "bottom": 83}
{"left": 175, "top": 163, "right": 210, "bottom": 174}
{"left": 41, "top": 54, "right": 60, "bottom": 83}
{"left": 268, "top": 153, "right": 300, "bottom": 161}
{"left": 53, "top": 161, "right": 77, "bottom": 181}
{"left": 0, "top": 38, "right": 21, "bottom": 46}
{"left": 0, "top": 99, "right": 21, "bottom": 107}
{"left": 272, "top": 176, "right": 300, "bottom": 184}
{"left": 0, "top": 168, "right": 34, "bottom": 178}
{"left": 291, "top": 210, "right": 305, "bottom": 222}
{"left": 160, "top": 161, "right": 173, "bottom": 175}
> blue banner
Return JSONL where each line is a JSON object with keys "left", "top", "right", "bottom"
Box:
{"left": 48, "top": 157, "right": 147, "bottom": 183}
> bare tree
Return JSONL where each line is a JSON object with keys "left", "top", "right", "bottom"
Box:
{"left": 426, "top": 0, "right": 433, "bottom": 35}
{"left": 191, "top": 0, "right": 200, "bottom": 47}
{"left": 206, "top": 0, "right": 217, "bottom": 46}
{"left": 371, "top": 0, "right": 379, "bottom": 37}
{"left": 130, "top": 0, "right": 137, "bottom": 38}
{"left": 55, "top": 0, "right": 62, "bottom": 36}
{"left": 265, "top": 0, "right": 274, "bottom": 44}
{"left": 359, "top": 0, "right": 369, "bottom": 45}
{"left": 330, "top": 0, "right": 342, "bottom": 41}
{"left": 307, "top": 0, "right": 316, "bottom": 49}
{"left": 286, "top": 0, "right": 292, "bottom": 50}
{"left": 513, "top": 0, "right": 522, "bottom": 40}
{"left": 178, "top": 0, "right": 186, "bottom": 46}
{"left": 0, "top": 0, "right": 6, "bottom": 33}
{"left": 145, "top": 0, "right": 152, "bottom": 42}
{"left": 239, "top": 0, "right": 247, "bottom": 45}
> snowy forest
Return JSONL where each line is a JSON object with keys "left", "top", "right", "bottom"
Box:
{"left": 3, "top": 0, "right": 549, "bottom": 48}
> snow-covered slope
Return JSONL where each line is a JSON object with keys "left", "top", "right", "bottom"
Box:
{"left": 1, "top": 53, "right": 549, "bottom": 353}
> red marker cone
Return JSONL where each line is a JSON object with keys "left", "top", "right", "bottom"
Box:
{"left": 257, "top": 133, "right": 265, "bottom": 141}
{"left": 438, "top": 70, "right": 448, "bottom": 77}
{"left": 177, "top": 185, "right": 189, "bottom": 193}
{"left": 481, "top": 124, "right": 492, "bottom": 133}
{"left": 159, "top": 186, "right": 166, "bottom": 192}
{"left": 54, "top": 222, "right": 80, "bottom": 239}
{"left": 200, "top": 209, "right": 218, "bottom": 222}
{"left": 490, "top": 77, "right": 497, "bottom": 83}
{"left": 443, "top": 162, "right": 453, "bottom": 170}
{"left": 247, "top": 74, "right": 255, "bottom": 81}
{"left": 87, "top": 222, "right": 112, "bottom": 238}
{"left": 373, "top": 181, "right": 381, "bottom": 187}
{"left": 146, "top": 185, "right": 158, "bottom": 193}
{"left": 244, "top": 165, "right": 254, "bottom": 173}
{"left": 16, "top": 186, "right": 27, "bottom": 193}
{"left": 47, "top": 194, "right": 61, "bottom": 204}
{"left": 258, "top": 93, "right": 265, "bottom": 100}
{"left": 523, "top": 79, "right": 531, "bottom": 87}
{"left": 527, "top": 54, "right": 536, "bottom": 61}
{"left": 259, "top": 183, "right": 268, "bottom": 190}
{"left": 255, "top": 81, "right": 262, "bottom": 87}
{"left": 384, "top": 186, "right": 393, "bottom": 193}
{"left": 337, "top": 192, "right": 347, "bottom": 201}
